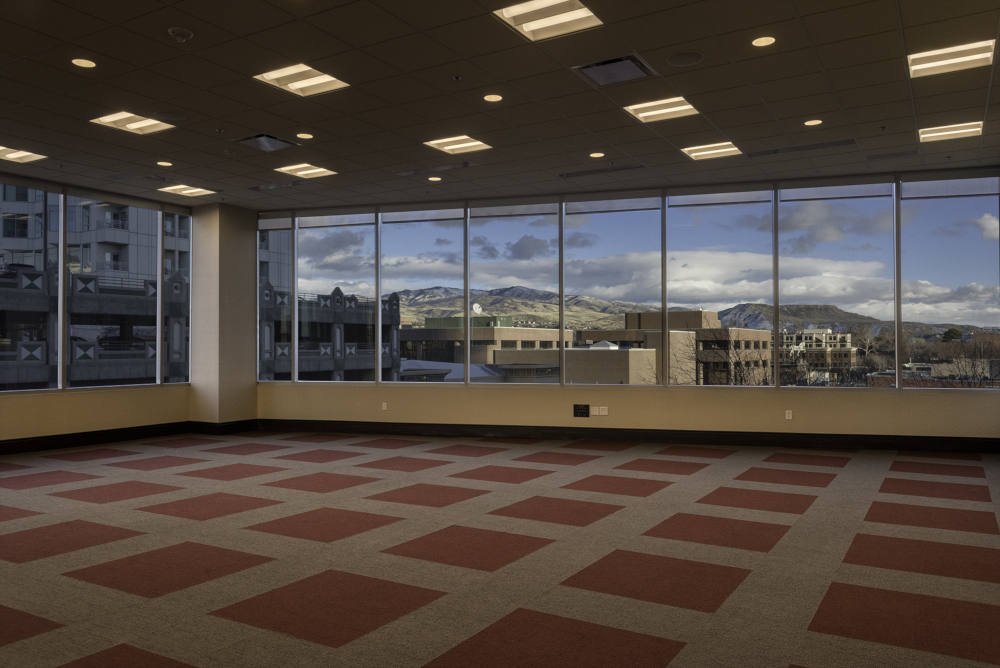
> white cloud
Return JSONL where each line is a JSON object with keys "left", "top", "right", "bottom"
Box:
{"left": 973, "top": 213, "right": 999, "bottom": 241}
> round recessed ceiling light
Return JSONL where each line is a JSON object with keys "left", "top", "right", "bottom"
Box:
{"left": 484, "top": 94, "right": 502, "bottom": 102}
{"left": 590, "top": 152, "right": 605, "bottom": 158}
{"left": 157, "top": 161, "right": 172, "bottom": 166}
{"left": 804, "top": 119, "right": 822, "bottom": 126}
{"left": 752, "top": 37, "right": 776, "bottom": 47}
{"left": 72, "top": 58, "right": 96, "bottom": 68}
{"left": 297, "top": 133, "right": 314, "bottom": 139}
{"left": 428, "top": 176, "right": 442, "bottom": 181}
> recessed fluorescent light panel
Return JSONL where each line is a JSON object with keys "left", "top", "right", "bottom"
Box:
{"left": 91, "top": 112, "right": 174, "bottom": 135}
{"left": 625, "top": 97, "right": 698, "bottom": 123}
{"left": 276, "top": 164, "right": 336, "bottom": 178}
{"left": 681, "top": 142, "right": 742, "bottom": 160}
{"left": 494, "top": 0, "right": 602, "bottom": 42}
{"left": 158, "top": 184, "right": 215, "bottom": 197}
{"left": 254, "top": 64, "right": 349, "bottom": 97}
{"left": 425, "top": 136, "right": 491, "bottom": 155}
{"left": 0, "top": 147, "right": 47, "bottom": 163}
{"left": 908, "top": 40, "right": 995, "bottom": 78}
{"left": 918, "top": 121, "right": 983, "bottom": 143}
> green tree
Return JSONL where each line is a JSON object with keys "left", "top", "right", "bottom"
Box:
{"left": 942, "top": 327, "right": 962, "bottom": 342}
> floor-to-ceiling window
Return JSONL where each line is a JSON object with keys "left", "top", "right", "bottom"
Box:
{"left": 258, "top": 215, "right": 293, "bottom": 381}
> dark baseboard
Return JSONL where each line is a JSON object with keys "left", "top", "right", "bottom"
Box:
{"left": 1, "top": 418, "right": 996, "bottom": 455}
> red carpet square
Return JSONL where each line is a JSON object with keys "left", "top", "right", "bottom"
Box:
{"left": 282, "top": 433, "right": 353, "bottom": 443}
{"left": 211, "top": 570, "right": 445, "bottom": 647}
{"left": 697, "top": 487, "right": 817, "bottom": 514}
{"left": 513, "top": 452, "right": 600, "bottom": 466}
{"left": 179, "top": 464, "right": 288, "bottom": 481}
{"left": 653, "top": 445, "right": 736, "bottom": 459}
{"left": 353, "top": 438, "right": 426, "bottom": 450}
{"left": 107, "top": 456, "right": 208, "bottom": 471}
{"left": 0, "top": 520, "right": 143, "bottom": 563}
{"left": 65, "top": 542, "right": 273, "bottom": 598}
{"left": 366, "top": 484, "right": 490, "bottom": 507}
{"left": 616, "top": 458, "right": 710, "bottom": 475}
{"left": 0, "top": 463, "right": 31, "bottom": 473}
{"left": 0, "top": 471, "right": 101, "bottom": 490}
{"left": 425, "top": 444, "right": 508, "bottom": 457}
{"left": 480, "top": 437, "right": 545, "bottom": 445}
{"left": 764, "top": 453, "right": 850, "bottom": 468}
{"left": 450, "top": 465, "right": 554, "bottom": 484}
{"left": 202, "top": 443, "right": 291, "bottom": 456}
{"left": 234, "top": 430, "right": 288, "bottom": 438}
{"left": 383, "top": 526, "right": 553, "bottom": 571}
{"left": 273, "top": 449, "right": 362, "bottom": 463}
{"left": 561, "top": 440, "right": 635, "bottom": 452}
{"left": 424, "top": 608, "right": 684, "bottom": 668}
{"left": 645, "top": 513, "right": 791, "bottom": 552}
{"left": 0, "top": 604, "right": 62, "bottom": 647}
{"left": 864, "top": 501, "right": 999, "bottom": 534}
{"left": 265, "top": 472, "right": 381, "bottom": 493}
{"left": 562, "top": 550, "right": 751, "bottom": 612}
{"left": 489, "top": 496, "right": 623, "bottom": 526}
{"left": 889, "top": 460, "right": 986, "bottom": 478}
{"left": 808, "top": 582, "right": 1000, "bottom": 665}
{"left": 54, "top": 644, "right": 197, "bottom": 667}
{"left": 356, "top": 456, "right": 453, "bottom": 473}
{"left": 879, "top": 477, "right": 991, "bottom": 502}
{"left": 248, "top": 508, "right": 403, "bottom": 542}
{"left": 562, "top": 474, "right": 672, "bottom": 497}
{"left": 0, "top": 504, "right": 41, "bottom": 522}
{"left": 44, "top": 448, "right": 140, "bottom": 462}
{"left": 138, "top": 493, "right": 282, "bottom": 521}
{"left": 147, "top": 437, "right": 222, "bottom": 449}
{"left": 844, "top": 533, "right": 1000, "bottom": 584}
{"left": 734, "top": 467, "right": 836, "bottom": 488}
{"left": 897, "top": 450, "right": 982, "bottom": 461}
{"left": 50, "top": 481, "right": 182, "bottom": 504}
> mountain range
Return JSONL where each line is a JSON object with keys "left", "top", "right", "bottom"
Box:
{"left": 392, "top": 286, "right": 989, "bottom": 338}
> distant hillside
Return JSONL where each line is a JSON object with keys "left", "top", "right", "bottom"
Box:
{"left": 392, "top": 288, "right": 987, "bottom": 339}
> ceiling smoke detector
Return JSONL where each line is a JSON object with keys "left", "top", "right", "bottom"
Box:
{"left": 168, "top": 27, "right": 194, "bottom": 43}
{"left": 574, "top": 55, "right": 655, "bottom": 87}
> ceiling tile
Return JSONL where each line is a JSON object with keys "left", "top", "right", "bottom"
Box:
{"left": 174, "top": 0, "right": 296, "bottom": 37}
{"left": 372, "top": 0, "right": 484, "bottom": 31}
{"left": 365, "top": 34, "right": 461, "bottom": 73}
{"left": 815, "top": 31, "right": 904, "bottom": 70}
{"left": 246, "top": 21, "right": 353, "bottom": 63}
{"left": 801, "top": 0, "right": 899, "bottom": 45}
{"left": 427, "top": 14, "right": 534, "bottom": 58}
{"left": 4, "top": 0, "right": 110, "bottom": 40}
{"left": 473, "top": 45, "right": 564, "bottom": 81}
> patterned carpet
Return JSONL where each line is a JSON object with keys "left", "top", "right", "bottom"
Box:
{"left": 0, "top": 431, "right": 997, "bottom": 667}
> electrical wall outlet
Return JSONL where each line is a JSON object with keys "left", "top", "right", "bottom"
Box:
{"left": 590, "top": 406, "right": 600, "bottom": 416}
{"left": 573, "top": 404, "right": 590, "bottom": 418}
{"left": 382, "top": 403, "right": 387, "bottom": 411}
{"left": 785, "top": 410, "right": 792, "bottom": 420}
{"left": 599, "top": 406, "right": 608, "bottom": 416}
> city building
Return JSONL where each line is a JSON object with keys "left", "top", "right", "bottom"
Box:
{"left": 778, "top": 329, "right": 859, "bottom": 386}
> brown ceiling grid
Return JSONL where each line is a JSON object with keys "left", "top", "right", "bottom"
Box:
{"left": 0, "top": 0, "right": 996, "bottom": 210}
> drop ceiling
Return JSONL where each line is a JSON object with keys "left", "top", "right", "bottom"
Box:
{"left": 0, "top": 0, "right": 998, "bottom": 211}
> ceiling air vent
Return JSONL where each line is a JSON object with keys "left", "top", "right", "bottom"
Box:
{"left": 235, "top": 134, "right": 297, "bottom": 152}
{"left": 559, "top": 162, "right": 644, "bottom": 178}
{"left": 573, "top": 55, "right": 655, "bottom": 88}
{"left": 745, "top": 139, "right": 856, "bottom": 158}
{"left": 397, "top": 161, "right": 475, "bottom": 177}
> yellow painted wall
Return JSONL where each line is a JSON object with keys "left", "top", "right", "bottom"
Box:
{"left": 258, "top": 382, "right": 1000, "bottom": 439}
{"left": 0, "top": 384, "right": 190, "bottom": 441}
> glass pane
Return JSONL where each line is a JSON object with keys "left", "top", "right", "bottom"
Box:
{"left": 259, "top": 229, "right": 293, "bottom": 381}
{"left": 469, "top": 203, "right": 559, "bottom": 383}
{"left": 666, "top": 194, "right": 774, "bottom": 386}
{"left": 566, "top": 199, "right": 661, "bottom": 385}
{"left": 902, "top": 182, "right": 1000, "bottom": 388}
{"left": 297, "top": 223, "right": 377, "bottom": 381}
{"left": 382, "top": 211, "right": 465, "bottom": 382}
{"left": 163, "top": 213, "right": 190, "bottom": 383}
{"left": 0, "top": 185, "right": 59, "bottom": 390}
{"left": 67, "top": 197, "right": 158, "bottom": 387}
{"left": 778, "top": 187, "right": 894, "bottom": 387}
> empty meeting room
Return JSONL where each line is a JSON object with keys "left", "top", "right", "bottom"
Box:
{"left": 0, "top": 1, "right": 998, "bottom": 667}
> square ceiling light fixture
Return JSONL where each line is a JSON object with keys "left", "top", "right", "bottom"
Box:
{"left": 276, "top": 163, "right": 336, "bottom": 178}
{"left": 908, "top": 40, "right": 995, "bottom": 78}
{"left": 90, "top": 112, "right": 174, "bottom": 135}
{"left": 254, "top": 64, "right": 349, "bottom": 97}
{"left": 0, "top": 146, "right": 46, "bottom": 163}
{"left": 425, "top": 136, "right": 491, "bottom": 155}
{"left": 158, "top": 184, "right": 215, "bottom": 197}
{"left": 494, "top": 0, "right": 602, "bottom": 42}
{"left": 625, "top": 97, "right": 698, "bottom": 123}
{"left": 918, "top": 121, "right": 983, "bottom": 142}
{"left": 681, "top": 142, "right": 741, "bottom": 160}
